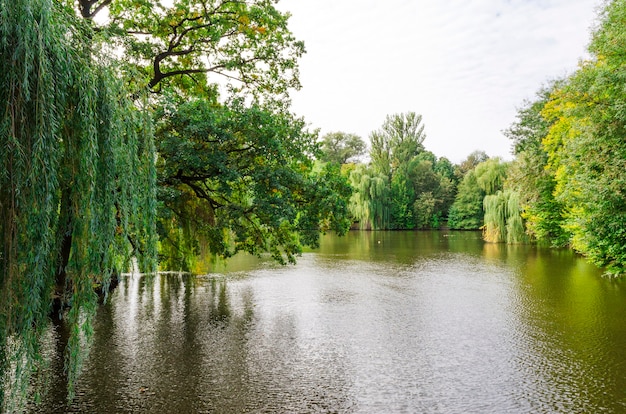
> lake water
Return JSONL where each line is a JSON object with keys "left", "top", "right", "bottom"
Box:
{"left": 31, "top": 231, "right": 626, "bottom": 413}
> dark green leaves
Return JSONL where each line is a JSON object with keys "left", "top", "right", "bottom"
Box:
{"left": 156, "top": 99, "right": 351, "bottom": 269}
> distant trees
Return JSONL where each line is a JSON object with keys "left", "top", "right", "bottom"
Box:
{"left": 455, "top": 150, "right": 489, "bottom": 179}
{"left": 346, "top": 112, "right": 456, "bottom": 230}
{"left": 319, "top": 132, "right": 367, "bottom": 165}
{"left": 370, "top": 112, "right": 426, "bottom": 178}
{"left": 447, "top": 170, "right": 486, "bottom": 230}
{"left": 352, "top": 0, "right": 626, "bottom": 278}
{"left": 483, "top": 190, "right": 526, "bottom": 244}
{"left": 447, "top": 157, "right": 508, "bottom": 230}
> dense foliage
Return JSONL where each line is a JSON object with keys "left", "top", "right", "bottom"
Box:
{"left": 504, "top": 83, "right": 569, "bottom": 247}
{"left": 157, "top": 98, "right": 352, "bottom": 269}
{"left": 447, "top": 157, "right": 507, "bottom": 230}
{"left": 346, "top": 113, "right": 456, "bottom": 230}
{"left": 91, "top": 0, "right": 304, "bottom": 98}
{"left": 447, "top": 170, "right": 486, "bottom": 230}
{"left": 0, "top": 0, "right": 350, "bottom": 409}
{"left": 500, "top": 0, "right": 626, "bottom": 275}
{"left": 0, "top": 0, "right": 157, "bottom": 408}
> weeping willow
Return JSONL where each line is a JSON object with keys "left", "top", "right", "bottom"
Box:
{"left": 474, "top": 157, "right": 508, "bottom": 195}
{"left": 348, "top": 165, "right": 391, "bottom": 230}
{"left": 0, "top": 0, "right": 156, "bottom": 409}
{"left": 349, "top": 166, "right": 372, "bottom": 229}
{"left": 483, "top": 190, "right": 527, "bottom": 243}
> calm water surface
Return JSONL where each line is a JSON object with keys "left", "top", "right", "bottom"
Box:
{"left": 32, "top": 231, "right": 626, "bottom": 413}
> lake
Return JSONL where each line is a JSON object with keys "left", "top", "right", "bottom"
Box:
{"left": 31, "top": 231, "right": 626, "bottom": 413}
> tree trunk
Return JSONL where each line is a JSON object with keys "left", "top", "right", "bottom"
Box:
{"left": 52, "top": 187, "right": 72, "bottom": 318}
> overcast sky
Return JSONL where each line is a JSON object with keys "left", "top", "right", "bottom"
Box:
{"left": 277, "top": 0, "right": 601, "bottom": 163}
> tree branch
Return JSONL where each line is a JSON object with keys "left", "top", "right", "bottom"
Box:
{"left": 79, "top": 0, "right": 112, "bottom": 19}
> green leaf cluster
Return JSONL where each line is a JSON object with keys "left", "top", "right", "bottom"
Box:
{"left": 503, "top": 0, "right": 626, "bottom": 275}
{"left": 348, "top": 112, "right": 456, "bottom": 230}
{"left": 447, "top": 157, "right": 508, "bottom": 230}
{"left": 156, "top": 98, "right": 351, "bottom": 269}
{"left": 104, "top": 0, "right": 304, "bottom": 98}
{"left": 0, "top": 0, "right": 157, "bottom": 408}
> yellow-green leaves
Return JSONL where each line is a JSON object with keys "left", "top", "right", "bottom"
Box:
{"left": 503, "top": 0, "right": 626, "bottom": 274}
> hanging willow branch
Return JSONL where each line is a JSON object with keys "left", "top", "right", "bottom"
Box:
{"left": 483, "top": 190, "right": 527, "bottom": 244}
{"left": 0, "top": 0, "right": 157, "bottom": 409}
{"left": 348, "top": 165, "right": 392, "bottom": 230}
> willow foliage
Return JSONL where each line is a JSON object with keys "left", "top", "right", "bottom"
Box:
{"left": 0, "top": 0, "right": 156, "bottom": 408}
{"left": 483, "top": 190, "right": 527, "bottom": 244}
{"left": 448, "top": 158, "right": 507, "bottom": 230}
{"left": 348, "top": 165, "right": 390, "bottom": 230}
{"left": 474, "top": 158, "right": 508, "bottom": 195}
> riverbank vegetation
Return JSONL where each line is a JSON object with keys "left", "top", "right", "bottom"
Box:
{"left": 0, "top": 0, "right": 347, "bottom": 409}
{"left": 2, "top": 0, "right": 626, "bottom": 410}
{"left": 332, "top": 1, "right": 626, "bottom": 277}
{"left": 502, "top": 0, "right": 626, "bottom": 276}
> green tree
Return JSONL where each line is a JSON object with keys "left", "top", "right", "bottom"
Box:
{"left": 366, "top": 112, "right": 428, "bottom": 229}
{"left": 88, "top": 0, "right": 305, "bottom": 98}
{"left": 454, "top": 150, "right": 488, "bottom": 180}
{"left": 474, "top": 158, "right": 508, "bottom": 195}
{"left": 405, "top": 153, "right": 455, "bottom": 228}
{"left": 370, "top": 112, "right": 426, "bottom": 179}
{"left": 539, "top": 0, "right": 626, "bottom": 275}
{"left": 0, "top": 0, "right": 157, "bottom": 408}
{"left": 98, "top": 0, "right": 320, "bottom": 271}
{"left": 348, "top": 164, "right": 390, "bottom": 229}
{"left": 319, "top": 131, "right": 366, "bottom": 165}
{"left": 504, "top": 82, "right": 569, "bottom": 247}
{"left": 156, "top": 99, "right": 352, "bottom": 268}
{"left": 390, "top": 172, "right": 416, "bottom": 229}
{"left": 414, "top": 192, "right": 437, "bottom": 229}
{"left": 447, "top": 158, "right": 507, "bottom": 230}
{"left": 434, "top": 156, "right": 456, "bottom": 183}
{"left": 447, "top": 171, "right": 486, "bottom": 229}
{"left": 447, "top": 151, "right": 490, "bottom": 230}
{"left": 483, "top": 190, "right": 527, "bottom": 244}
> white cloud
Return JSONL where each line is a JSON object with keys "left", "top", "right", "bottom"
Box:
{"left": 279, "top": 0, "right": 600, "bottom": 163}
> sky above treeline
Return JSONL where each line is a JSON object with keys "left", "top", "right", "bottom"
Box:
{"left": 277, "top": 0, "right": 601, "bottom": 163}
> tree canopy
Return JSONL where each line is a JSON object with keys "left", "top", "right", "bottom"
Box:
{"left": 498, "top": 0, "right": 626, "bottom": 274}
{"left": 370, "top": 112, "right": 426, "bottom": 178}
{"left": 81, "top": 0, "right": 305, "bottom": 98}
{"left": 319, "top": 131, "right": 366, "bottom": 165}
{"left": 0, "top": 0, "right": 354, "bottom": 409}
{"left": 347, "top": 112, "right": 456, "bottom": 230}
{"left": 156, "top": 98, "right": 352, "bottom": 269}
